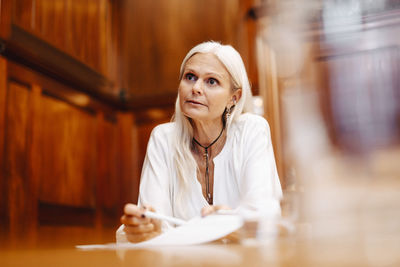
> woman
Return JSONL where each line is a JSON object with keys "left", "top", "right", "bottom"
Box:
{"left": 117, "top": 41, "right": 282, "bottom": 243}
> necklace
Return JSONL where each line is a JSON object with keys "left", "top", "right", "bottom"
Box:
{"left": 193, "top": 126, "right": 225, "bottom": 205}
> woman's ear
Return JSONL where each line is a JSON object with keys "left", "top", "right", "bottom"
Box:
{"left": 231, "top": 89, "right": 242, "bottom": 106}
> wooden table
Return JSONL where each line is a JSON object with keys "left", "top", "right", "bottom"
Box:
{"left": 2, "top": 233, "right": 400, "bottom": 267}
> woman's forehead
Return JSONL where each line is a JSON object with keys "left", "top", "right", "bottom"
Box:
{"left": 184, "top": 53, "right": 230, "bottom": 77}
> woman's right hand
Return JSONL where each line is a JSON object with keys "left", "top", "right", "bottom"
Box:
{"left": 120, "top": 203, "right": 161, "bottom": 243}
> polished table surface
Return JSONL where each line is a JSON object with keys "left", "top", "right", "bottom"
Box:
{"left": 2, "top": 232, "right": 400, "bottom": 267}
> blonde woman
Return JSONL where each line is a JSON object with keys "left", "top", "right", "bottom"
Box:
{"left": 117, "top": 41, "right": 282, "bottom": 243}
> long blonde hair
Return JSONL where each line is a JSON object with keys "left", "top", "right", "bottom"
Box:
{"left": 172, "top": 41, "right": 253, "bottom": 215}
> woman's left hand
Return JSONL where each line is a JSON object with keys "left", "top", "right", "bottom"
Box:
{"left": 201, "top": 205, "right": 240, "bottom": 243}
{"left": 201, "top": 205, "right": 231, "bottom": 217}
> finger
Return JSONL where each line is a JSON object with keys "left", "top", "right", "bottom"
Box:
{"left": 201, "top": 206, "right": 215, "bottom": 217}
{"left": 201, "top": 205, "right": 232, "bottom": 217}
{"left": 224, "top": 231, "right": 240, "bottom": 243}
{"left": 141, "top": 204, "right": 156, "bottom": 212}
{"left": 124, "top": 223, "right": 155, "bottom": 234}
{"left": 140, "top": 204, "right": 162, "bottom": 230}
{"left": 151, "top": 217, "right": 162, "bottom": 232}
{"left": 126, "top": 231, "right": 160, "bottom": 243}
{"left": 121, "top": 214, "right": 150, "bottom": 226}
{"left": 124, "top": 203, "right": 145, "bottom": 217}
{"left": 214, "top": 205, "right": 231, "bottom": 212}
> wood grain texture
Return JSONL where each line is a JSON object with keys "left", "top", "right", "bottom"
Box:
{"left": 6, "top": 61, "right": 122, "bottom": 224}
{"left": 96, "top": 112, "right": 120, "bottom": 226}
{"left": 105, "top": 0, "right": 121, "bottom": 89}
{"left": 120, "top": 0, "right": 242, "bottom": 100}
{"left": 0, "top": 57, "right": 8, "bottom": 232}
{"left": 117, "top": 113, "right": 138, "bottom": 205}
{"left": 6, "top": 0, "right": 257, "bottom": 109}
{"left": 12, "top": 0, "right": 112, "bottom": 75}
{"left": 0, "top": 0, "right": 12, "bottom": 38}
{"left": 1, "top": 59, "right": 130, "bottom": 232}
{"left": 7, "top": 58, "right": 116, "bottom": 115}
{"left": 35, "top": 0, "right": 67, "bottom": 50}
{"left": 12, "top": 0, "right": 33, "bottom": 29}
{"left": 5, "top": 80, "right": 31, "bottom": 239}
{"left": 26, "top": 84, "right": 42, "bottom": 237}
{"left": 38, "top": 94, "right": 97, "bottom": 208}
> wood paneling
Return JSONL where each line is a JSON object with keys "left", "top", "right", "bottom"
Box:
{"left": 26, "top": 84, "right": 42, "bottom": 236}
{"left": 117, "top": 113, "right": 138, "bottom": 205}
{"left": 97, "top": 113, "right": 120, "bottom": 226}
{"left": 2, "top": 24, "right": 117, "bottom": 107}
{"left": 5, "top": 81, "right": 31, "bottom": 239}
{"left": 4, "top": 0, "right": 256, "bottom": 109}
{"left": 120, "top": 0, "right": 243, "bottom": 101}
{"left": 35, "top": 0, "right": 67, "bottom": 49}
{"left": 0, "top": 57, "right": 8, "bottom": 233}
{"left": 0, "top": 0, "right": 12, "bottom": 38}
{"left": 7, "top": 58, "right": 116, "bottom": 114}
{"left": 0, "top": 58, "right": 136, "bottom": 240}
{"left": 12, "top": 0, "right": 34, "bottom": 29}
{"left": 39, "top": 94, "right": 97, "bottom": 207}
{"left": 11, "top": 0, "right": 112, "bottom": 76}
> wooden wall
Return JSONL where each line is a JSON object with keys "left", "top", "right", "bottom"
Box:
{"left": 119, "top": 0, "right": 257, "bottom": 107}
{"left": 0, "top": 0, "right": 130, "bottom": 245}
{"left": 0, "top": 58, "right": 140, "bottom": 243}
{"left": 11, "top": 0, "right": 115, "bottom": 78}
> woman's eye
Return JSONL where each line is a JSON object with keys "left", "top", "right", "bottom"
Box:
{"left": 208, "top": 78, "right": 218, "bottom": 86}
{"left": 185, "top": 73, "right": 196, "bottom": 81}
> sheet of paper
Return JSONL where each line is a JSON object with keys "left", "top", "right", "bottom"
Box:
{"left": 76, "top": 215, "right": 243, "bottom": 250}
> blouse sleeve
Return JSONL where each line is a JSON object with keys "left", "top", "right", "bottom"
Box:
{"left": 116, "top": 125, "right": 173, "bottom": 243}
{"left": 236, "top": 116, "right": 283, "bottom": 218}
{"left": 137, "top": 125, "right": 174, "bottom": 223}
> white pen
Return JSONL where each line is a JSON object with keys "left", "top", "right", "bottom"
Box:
{"left": 144, "top": 210, "right": 187, "bottom": 226}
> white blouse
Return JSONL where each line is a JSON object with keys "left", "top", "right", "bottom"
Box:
{"left": 117, "top": 113, "right": 282, "bottom": 241}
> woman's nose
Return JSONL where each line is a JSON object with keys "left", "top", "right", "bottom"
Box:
{"left": 192, "top": 79, "right": 203, "bottom": 95}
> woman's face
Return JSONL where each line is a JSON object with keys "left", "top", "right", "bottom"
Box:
{"left": 178, "top": 53, "right": 239, "bottom": 125}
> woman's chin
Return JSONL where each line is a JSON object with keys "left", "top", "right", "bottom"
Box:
{"left": 182, "top": 108, "right": 206, "bottom": 120}
{"left": 183, "top": 113, "right": 205, "bottom": 122}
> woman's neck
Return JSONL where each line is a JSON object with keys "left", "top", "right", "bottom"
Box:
{"left": 192, "top": 119, "right": 224, "bottom": 146}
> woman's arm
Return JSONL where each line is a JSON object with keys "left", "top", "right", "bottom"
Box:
{"left": 237, "top": 116, "right": 282, "bottom": 217}
{"left": 117, "top": 125, "right": 174, "bottom": 243}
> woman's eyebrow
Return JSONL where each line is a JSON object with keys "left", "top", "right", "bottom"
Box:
{"left": 184, "top": 68, "right": 196, "bottom": 73}
{"left": 204, "top": 72, "right": 224, "bottom": 80}
{"left": 184, "top": 67, "right": 225, "bottom": 80}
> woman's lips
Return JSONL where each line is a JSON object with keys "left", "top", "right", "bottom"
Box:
{"left": 186, "top": 100, "right": 205, "bottom": 106}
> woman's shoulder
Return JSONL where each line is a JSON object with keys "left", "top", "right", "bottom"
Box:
{"left": 234, "top": 113, "right": 270, "bottom": 132}
{"left": 147, "top": 122, "right": 176, "bottom": 153}
{"left": 152, "top": 122, "right": 175, "bottom": 135}
{"left": 150, "top": 122, "right": 176, "bottom": 140}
